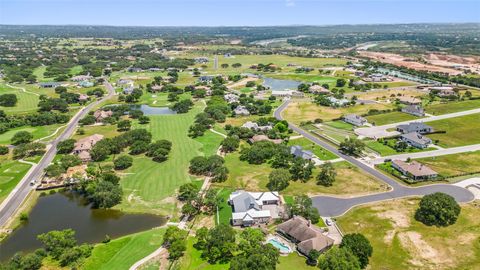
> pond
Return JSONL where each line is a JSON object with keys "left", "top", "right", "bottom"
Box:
{"left": 129, "top": 104, "right": 176, "bottom": 115}
{"left": 0, "top": 192, "right": 166, "bottom": 261}
{"left": 263, "top": 77, "right": 301, "bottom": 91}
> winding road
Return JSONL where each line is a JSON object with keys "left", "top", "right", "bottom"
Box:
{"left": 0, "top": 81, "right": 115, "bottom": 228}
{"left": 274, "top": 100, "right": 474, "bottom": 217}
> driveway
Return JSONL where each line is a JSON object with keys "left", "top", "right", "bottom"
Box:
{"left": 274, "top": 100, "right": 474, "bottom": 217}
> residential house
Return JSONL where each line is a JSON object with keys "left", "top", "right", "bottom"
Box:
{"left": 127, "top": 67, "right": 143, "bottom": 72}
{"left": 271, "top": 90, "right": 304, "bottom": 98}
{"left": 72, "top": 134, "right": 104, "bottom": 162}
{"left": 327, "top": 96, "right": 350, "bottom": 107}
{"left": 224, "top": 93, "right": 239, "bottom": 104}
{"left": 367, "top": 73, "right": 387, "bottom": 82}
{"left": 148, "top": 68, "right": 162, "bottom": 72}
{"left": 290, "top": 145, "right": 313, "bottom": 160}
{"left": 396, "top": 122, "right": 433, "bottom": 134}
{"left": 123, "top": 86, "right": 134, "bottom": 95}
{"left": 309, "top": 85, "right": 330, "bottom": 95}
{"left": 229, "top": 190, "right": 281, "bottom": 226}
{"left": 401, "top": 105, "right": 425, "bottom": 117}
{"left": 398, "top": 96, "right": 422, "bottom": 105}
{"left": 198, "top": 75, "right": 215, "bottom": 83}
{"left": 39, "top": 82, "right": 61, "bottom": 88}
{"left": 248, "top": 135, "right": 283, "bottom": 144}
{"left": 277, "top": 216, "right": 334, "bottom": 255}
{"left": 343, "top": 114, "right": 367, "bottom": 126}
{"left": 234, "top": 105, "right": 250, "bottom": 116}
{"left": 78, "top": 81, "right": 94, "bottom": 88}
{"left": 242, "top": 121, "right": 272, "bottom": 131}
{"left": 391, "top": 160, "right": 438, "bottom": 180}
{"left": 93, "top": 110, "right": 113, "bottom": 122}
{"left": 430, "top": 86, "right": 457, "bottom": 97}
{"left": 194, "top": 57, "right": 209, "bottom": 64}
{"left": 71, "top": 75, "right": 93, "bottom": 82}
{"left": 78, "top": 94, "right": 89, "bottom": 102}
{"left": 400, "top": 132, "right": 432, "bottom": 149}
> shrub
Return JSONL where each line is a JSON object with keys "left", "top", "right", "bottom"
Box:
{"left": 114, "top": 155, "right": 133, "bottom": 170}
{"left": 415, "top": 192, "right": 461, "bottom": 227}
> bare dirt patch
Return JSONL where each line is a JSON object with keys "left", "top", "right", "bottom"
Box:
{"left": 398, "top": 231, "right": 453, "bottom": 268}
{"left": 377, "top": 210, "right": 411, "bottom": 228}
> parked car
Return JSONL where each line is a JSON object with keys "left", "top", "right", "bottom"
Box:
{"left": 325, "top": 219, "right": 332, "bottom": 226}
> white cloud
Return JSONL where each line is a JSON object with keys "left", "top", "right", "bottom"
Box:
{"left": 285, "top": 0, "right": 295, "bottom": 7}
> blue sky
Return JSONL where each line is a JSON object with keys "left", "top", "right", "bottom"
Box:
{"left": 0, "top": 0, "right": 479, "bottom": 26}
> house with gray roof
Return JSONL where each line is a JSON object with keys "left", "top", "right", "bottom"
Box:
{"left": 39, "top": 82, "right": 61, "bottom": 88}
{"left": 234, "top": 105, "right": 250, "bottom": 116}
{"left": 343, "top": 114, "right": 367, "bottom": 126}
{"left": 228, "top": 190, "right": 281, "bottom": 226}
{"left": 401, "top": 105, "right": 425, "bottom": 117}
{"left": 290, "top": 145, "right": 314, "bottom": 160}
{"left": 400, "top": 132, "right": 432, "bottom": 149}
{"left": 396, "top": 122, "right": 433, "bottom": 134}
{"left": 198, "top": 75, "right": 215, "bottom": 83}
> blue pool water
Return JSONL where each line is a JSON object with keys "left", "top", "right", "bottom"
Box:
{"left": 268, "top": 238, "right": 292, "bottom": 253}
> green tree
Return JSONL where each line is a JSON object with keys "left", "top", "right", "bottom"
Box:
{"left": 79, "top": 115, "right": 96, "bottom": 126}
{"left": 178, "top": 183, "right": 199, "bottom": 201}
{"left": 307, "top": 249, "right": 321, "bottom": 266}
{"left": 129, "top": 140, "right": 149, "bottom": 155}
{"left": 45, "top": 164, "right": 65, "bottom": 177}
{"left": 336, "top": 78, "right": 347, "bottom": 87}
{"left": 289, "top": 157, "right": 314, "bottom": 182}
{"left": 117, "top": 120, "right": 132, "bottom": 131}
{"left": 221, "top": 136, "right": 240, "bottom": 153}
{"left": 90, "top": 181, "right": 123, "bottom": 208}
{"left": 11, "top": 131, "right": 33, "bottom": 145}
{"left": 318, "top": 246, "right": 361, "bottom": 270}
{"left": 339, "top": 138, "right": 365, "bottom": 156}
{"left": 57, "top": 139, "right": 76, "bottom": 154}
{"left": 415, "top": 192, "right": 461, "bottom": 227}
{"left": 0, "top": 94, "right": 18, "bottom": 107}
{"left": 288, "top": 195, "right": 320, "bottom": 224}
{"left": 138, "top": 115, "right": 150, "bottom": 124}
{"left": 37, "top": 229, "right": 77, "bottom": 260}
{"left": 200, "top": 224, "right": 236, "bottom": 263}
{"left": 316, "top": 162, "right": 336, "bottom": 186}
{"left": 113, "top": 155, "right": 133, "bottom": 170}
{"left": 340, "top": 233, "right": 373, "bottom": 269}
{"left": 0, "top": 145, "right": 9, "bottom": 155}
{"left": 267, "top": 169, "right": 291, "bottom": 191}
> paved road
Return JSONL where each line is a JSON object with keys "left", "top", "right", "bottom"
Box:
{"left": 355, "top": 107, "right": 480, "bottom": 139}
{"left": 369, "top": 143, "right": 480, "bottom": 165}
{"left": 0, "top": 81, "right": 115, "bottom": 228}
{"left": 274, "top": 100, "right": 474, "bottom": 217}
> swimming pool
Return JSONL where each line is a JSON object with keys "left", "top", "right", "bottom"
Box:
{"left": 268, "top": 238, "right": 292, "bottom": 254}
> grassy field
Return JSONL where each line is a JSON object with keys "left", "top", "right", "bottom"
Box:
{"left": 216, "top": 153, "right": 385, "bottom": 197}
{"left": 82, "top": 227, "right": 166, "bottom": 270}
{"left": 365, "top": 111, "right": 420, "bottom": 126}
{"left": 193, "top": 129, "right": 224, "bottom": 156}
{"left": 179, "top": 237, "right": 230, "bottom": 270}
{"left": 0, "top": 124, "right": 64, "bottom": 145}
{"left": 287, "top": 137, "right": 338, "bottom": 160}
{"left": 282, "top": 100, "right": 394, "bottom": 124}
{"left": 336, "top": 198, "right": 480, "bottom": 270}
{"left": 426, "top": 99, "right": 480, "bottom": 115}
{"left": 323, "top": 120, "right": 354, "bottom": 131}
{"left": 427, "top": 113, "right": 480, "bottom": 147}
{"left": 0, "top": 83, "right": 40, "bottom": 114}
{"left": 365, "top": 139, "right": 436, "bottom": 156}
{"left": 0, "top": 158, "right": 32, "bottom": 203}
{"left": 417, "top": 151, "right": 480, "bottom": 177}
{"left": 278, "top": 253, "right": 316, "bottom": 270}
{"left": 138, "top": 92, "right": 192, "bottom": 107}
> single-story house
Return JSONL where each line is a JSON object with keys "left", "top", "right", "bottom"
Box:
{"left": 396, "top": 122, "right": 433, "bottom": 134}
{"left": 248, "top": 135, "right": 283, "bottom": 144}
{"left": 78, "top": 81, "right": 94, "bottom": 88}
{"left": 277, "top": 216, "right": 334, "bottom": 255}
{"left": 401, "top": 105, "right": 425, "bottom": 117}
{"left": 242, "top": 121, "right": 272, "bottom": 131}
{"left": 224, "top": 93, "right": 239, "bottom": 104}
{"left": 309, "top": 85, "right": 330, "bottom": 95}
{"left": 234, "top": 105, "right": 250, "bottom": 116}
{"left": 117, "top": 79, "right": 134, "bottom": 86}
{"left": 271, "top": 90, "right": 304, "bottom": 98}
{"left": 39, "top": 82, "right": 61, "bottom": 88}
{"left": 327, "top": 96, "right": 350, "bottom": 107}
{"left": 127, "top": 67, "right": 143, "bottom": 72}
{"left": 93, "top": 110, "right": 113, "bottom": 122}
{"left": 71, "top": 75, "right": 93, "bottom": 82}
{"left": 123, "top": 86, "right": 134, "bottom": 95}
{"left": 229, "top": 190, "right": 281, "bottom": 226}
{"left": 290, "top": 145, "right": 313, "bottom": 160}
{"left": 73, "top": 134, "right": 104, "bottom": 162}
{"left": 198, "top": 75, "right": 215, "bottom": 83}
{"left": 391, "top": 160, "right": 438, "bottom": 180}
{"left": 343, "top": 114, "right": 367, "bottom": 126}
{"left": 398, "top": 96, "right": 422, "bottom": 105}
{"left": 429, "top": 86, "right": 457, "bottom": 97}
{"left": 194, "top": 57, "right": 209, "bottom": 64}
{"left": 400, "top": 132, "right": 432, "bottom": 148}
{"left": 78, "top": 94, "right": 89, "bottom": 102}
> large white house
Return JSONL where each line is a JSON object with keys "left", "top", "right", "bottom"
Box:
{"left": 229, "top": 190, "right": 281, "bottom": 226}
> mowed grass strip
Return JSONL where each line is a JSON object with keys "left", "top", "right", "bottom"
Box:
{"left": 336, "top": 198, "right": 480, "bottom": 270}
{"left": 0, "top": 83, "right": 40, "bottom": 114}
{"left": 0, "top": 159, "right": 32, "bottom": 203}
{"left": 0, "top": 124, "right": 64, "bottom": 145}
{"left": 427, "top": 113, "right": 480, "bottom": 147}
{"left": 83, "top": 227, "right": 166, "bottom": 270}
{"left": 426, "top": 99, "right": 480, "bottom": 115}
{"left": 365, "top": 111, "right": 420, "bottom": 126}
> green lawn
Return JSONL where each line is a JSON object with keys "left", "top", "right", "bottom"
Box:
{"left": 178, "top": 237, "right": 229, "bottom": 270}
{"left": 417, "top": 150, "right": 480, "bottom": 177}
{"left": 0, "top": 159, "right": 32, "bottom": 203}
{"left": 365, "top": 111, "right": 420, "bottom": 126}
{"left": 193, "top": 129, "right": 224, "bottom": 156}
{"left": 117, "top": 105, "right": 208, "bottom": 214}
{"left": 0, "top": 83, "right": 40, "bottom": 114}
{"left": 138, "top": 92, "right": 192, "bottom": 107}
{"left": 278, "top": 253, "right": 316, "bottom": 270}
{"left": 82, "top": 227, "right": 166, "bottom": 270}
{"left": 425, "top": 99, "right": 480, "bottom": 115}
{"left": 0, "top": 124, "right": 64, "bottom": 145}
{"left": 427, "top": 113, "right": 480, "bottom": 147}
{"left": 336, "top": 198, "right": 480, "bottom": 270}
{"left": 288, "top": 137, "right": 338, "bottom": 160}
{"left": 365, "top": 139, "right": 437, "bottom": 156}
{"left": 323, "top": 121, "right": 354, "bottom": 131}
{"left": 216, "top": 188, "right": 233, "bottom": 226}
{"left": 69, "top": 65, "right": 84, "bottom": 75}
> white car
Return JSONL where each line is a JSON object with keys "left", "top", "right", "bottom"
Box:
{"left": 325, "top": 219, "right": 332, "bottom": 226}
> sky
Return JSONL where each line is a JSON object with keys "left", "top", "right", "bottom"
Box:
{"left": 0, "top": 0, "right": 479, "bottom": 26}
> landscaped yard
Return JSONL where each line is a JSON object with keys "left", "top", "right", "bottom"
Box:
{"left": 288, "top": 137, "right": 338, "bottom": 160}
{"left": 82, "top": 227, "right": 166, "bottom": 270}
{"left": 365, "top": 111, "right": 420, "bottom": 126}
{"left": 323, "top": 120, "right": 354, "bottom": 131}
{"left": 427, "top": 113, "right": 480, "bottom": 147}
{"left": 215, "top": 187, "right": 233, "bottom": 226}
{"left": 282, "top": 101, "right": 393, "bottom": 124}
{"left": 425, "top": 99, "right": 480, "bottom": 115}
{"left": 336, "top": 198, "right": 480, "bottom": 270}
{"left": 417, "top": 151, "right": 480, "bottom": 177}
{"left": 179, "top": 237, "right": 229, "bottom": 270}
{"left": 0, "top": 158, "right": 32, "bottom": 203}
{"left": 365, "top": 139, "right": 436, "bottom": 156}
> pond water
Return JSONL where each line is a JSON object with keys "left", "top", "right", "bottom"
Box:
{"left": 263, "top": 77, "right": 301, "bottom": 91}
{"left": 129, "top": 104, "right": 176, "bottom": 115}
{"left": 0, "top": 192, "right": 166, "bottom": 261}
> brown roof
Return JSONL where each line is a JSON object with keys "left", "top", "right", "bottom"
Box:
{"left": 248, "top": 135, "right": 283, "bottom": 144}
{"left": 392, "top": 160, "right": 437, "bottom": 177}
{"left": 77, "top": 151, "right": 91, "bottom": 161}
{"left": 277, "top": 216, "right": 334, "bottom": 254}
{"left": 93, "top": 110, "right": 113, "bottom": 121}
{"left": 73, "top": 134, "right": 104, "bottom": 152}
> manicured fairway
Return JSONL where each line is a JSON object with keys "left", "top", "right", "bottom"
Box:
{"left": 0, "top": 159, "right": 32, "bottom": 203}
{"left": 365, "top": 111, "right": 420, "bottom": 126}
{"left": 193, "top": 129, "right": 223, "bottom": 156}
{"left": 83, "top": 228, "right": 166, "bottom": 270}
{"left": 426, "top": 99, "right": 480, "bottom": 115}
{"left": 0, "top": 124, "right": 64, "bottom": 145}
{"left": 0, "top": 83, "right": 40, "bottom": 114}
{"left": 336, "top": 199, "right": 480, "bottom": 270}
{"left": 427, "top": 113, "right": 480, "bottom": 147}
